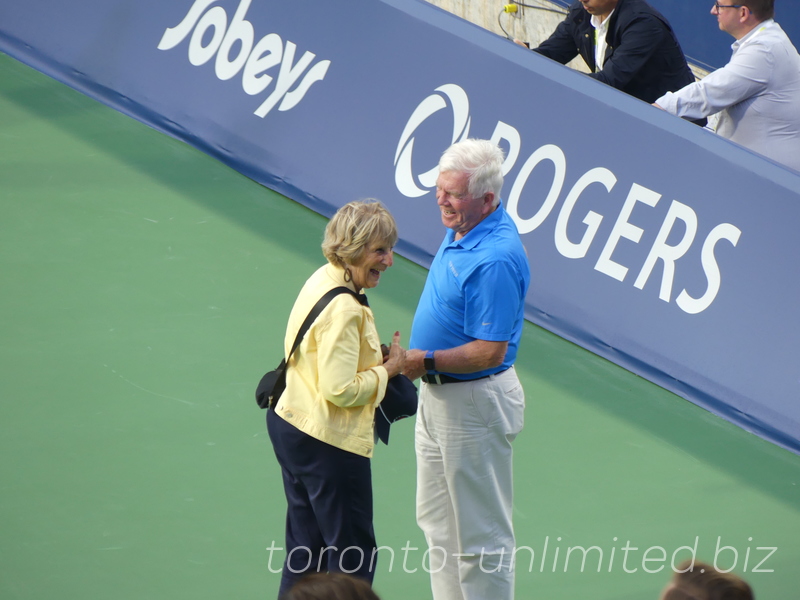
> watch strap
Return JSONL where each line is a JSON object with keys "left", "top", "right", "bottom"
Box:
{"left": 424, "top": 350, "right": 436, "bottom": 373}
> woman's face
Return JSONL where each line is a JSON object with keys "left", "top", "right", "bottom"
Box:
{"left": 346, "top": 242, "right": 394, "bottom": 292}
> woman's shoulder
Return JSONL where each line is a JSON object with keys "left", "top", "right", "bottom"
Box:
{"left": 295, "top": 267, "right": 364, "bottom": 316}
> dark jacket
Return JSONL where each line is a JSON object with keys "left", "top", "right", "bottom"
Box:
{"left": 534, "top": 0, "right": 695, "bottom": 104}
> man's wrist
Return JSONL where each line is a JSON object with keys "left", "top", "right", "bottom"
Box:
{"left": 424, "top": 350, "right": 436, "bottom": 373}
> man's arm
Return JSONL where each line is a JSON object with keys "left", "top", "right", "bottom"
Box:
{"left": 533, "top": 8, "right": 582, "bottom": 66}
{"left": 403, "top": 340, "right": 508, "bottom": 382}
{"left": 654, "top": 43, "right": 773, "bottom": 119}
{"left": 591, "top": 15, "right": 666, "bottom": 90}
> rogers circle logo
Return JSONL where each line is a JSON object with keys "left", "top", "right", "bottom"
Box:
{"left": 393, "top": 84, "right": 471, "bottom": 198}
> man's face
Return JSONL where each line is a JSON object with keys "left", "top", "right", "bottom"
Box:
{"left": 580, "top": 0, "right": 619, "bottom": 18}
{"left": 435, "top": 170, "right": 493, "bottom": 240}
{"left": 712, "top": 2, "right": 745, "bottom": 37}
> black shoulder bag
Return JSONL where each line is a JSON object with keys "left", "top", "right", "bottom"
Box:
{"left": 255, "top": 286, "right": 356, "bottom": 409}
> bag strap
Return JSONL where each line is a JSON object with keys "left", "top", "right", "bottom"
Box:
{"left": 262, "top": 286, "right": 367, "bottom": 409}
{"left": 284, "top": 286, "right": 363, "bottom": 364}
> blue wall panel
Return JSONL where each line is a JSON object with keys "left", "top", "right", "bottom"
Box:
{"left": 2, "top": 0, "right": 799, "bottom": 453}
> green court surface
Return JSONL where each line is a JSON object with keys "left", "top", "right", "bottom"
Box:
{"left": 1, "top": 52, "right": 799, "bottom": 599}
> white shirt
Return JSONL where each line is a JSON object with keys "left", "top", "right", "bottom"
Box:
{"left": 656, "top": 20, "right": 800, "bottom": 172}
{"left": 591, "top": 10, "right": 614, "bottom": 70}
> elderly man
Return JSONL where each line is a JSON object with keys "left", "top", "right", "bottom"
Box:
{"left": 404, "top": 139, "right": 530, "bottom": 600}
{"left": 522, "top": 0, "right": 696, "bottom": 104}
{"left": 654, "top": 0, "right": 800, "bottom": 172}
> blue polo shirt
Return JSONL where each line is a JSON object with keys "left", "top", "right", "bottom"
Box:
{"left": 409, "top": 203, "right": 530, "bottom": 379}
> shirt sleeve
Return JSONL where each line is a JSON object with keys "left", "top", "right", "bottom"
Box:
{"left": 315, "top": 307, "right": 387, "bottom": 408}
{"left": 591, "top": 15, "right": 666, "bottom": 90}
{"left": 534, "top": 10, "right": 581, "bottom": 65}
{"left": 462, "top": 259, "right": 524, "bottom": 342}
{"left": 655, "top": 41, "right": 773, "bottom": 118}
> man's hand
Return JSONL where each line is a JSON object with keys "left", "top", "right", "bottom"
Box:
{"left": 402, "top": 349, "right": 427, "bottom": 381}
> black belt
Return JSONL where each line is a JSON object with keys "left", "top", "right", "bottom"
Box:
{"left": 421, "top": 368, "right": 508, "bottom": 385}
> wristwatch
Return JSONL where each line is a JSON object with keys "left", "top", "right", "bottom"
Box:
{"left": 424, "top": 350, "right": 436, "bottom": 373}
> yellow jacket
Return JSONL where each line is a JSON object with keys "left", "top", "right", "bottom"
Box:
{"left": 274, "top": 264, "right": 388, "bottom": 458}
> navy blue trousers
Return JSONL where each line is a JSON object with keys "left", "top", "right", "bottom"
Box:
{"left": 266, "top": 408, "right": 376, "bottom": 597}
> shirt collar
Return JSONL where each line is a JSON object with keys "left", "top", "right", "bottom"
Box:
{"left": 732, "top": 18, "right": 773, "bottom": 51}
{"left": 590, "top": 9, "right": 614, "bottom": 32}
{"left": 324, "top": 263, "right": 369, "bottom": 304}
{"left": 446, "top": 203, "right": 505, "bottom": 250}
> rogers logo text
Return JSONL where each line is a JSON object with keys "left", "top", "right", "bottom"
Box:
{"left": 158, "top": 0, "right": 331, "bottom": 117}
{"left": 395, "top": 84, "right": 741, "bottom": 315}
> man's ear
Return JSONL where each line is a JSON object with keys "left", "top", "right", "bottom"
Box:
{"left": 483, "top": 192, "right": 495, "bottom": 213}
{"left": 740, "top": 5, "right": 751, "bottom": 22}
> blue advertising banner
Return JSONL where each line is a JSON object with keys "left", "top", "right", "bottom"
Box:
{"left": 2, "top": 0, "right": 799, "bottom": 454}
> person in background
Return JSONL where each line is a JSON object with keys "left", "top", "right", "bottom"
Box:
{"left": 280, "top": 572, "right": 382, "bottom": 600}
{"left": 404, "top": 139, "right": 530, "bottom": 600}
{"left": 659, "top": 560, "right": 754, "bottom": 600}
{"left": 518, "top": 0, "right": 696, "bottom": 104}
{"left": 267, "top": 200, "right": 406, "bottom": 597}
{"left": 654, "top": 0, "right": 800, "bottom": 172}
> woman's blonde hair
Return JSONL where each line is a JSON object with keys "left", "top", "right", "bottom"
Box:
{"left": 322, "top": 200, "right": 398, "bottom": 268}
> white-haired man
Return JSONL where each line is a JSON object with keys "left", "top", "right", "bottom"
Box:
{"left": 404, "top": 139, "right": 530, "bottom": 600}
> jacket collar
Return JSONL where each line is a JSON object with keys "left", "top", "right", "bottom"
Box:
{"left": 324, "top": 263, "right": 369, "bottom": 305}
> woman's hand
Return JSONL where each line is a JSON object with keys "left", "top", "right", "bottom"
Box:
{"left": 382, "top": 331, "right": 406, "bottom": 378}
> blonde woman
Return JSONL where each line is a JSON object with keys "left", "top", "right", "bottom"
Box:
{"left": 267, "top": 200, "right": 405, "bottom": 596}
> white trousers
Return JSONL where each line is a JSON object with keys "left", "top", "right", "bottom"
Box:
{"left": 415, "top": 367, "right": 525, "bottom": 600}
